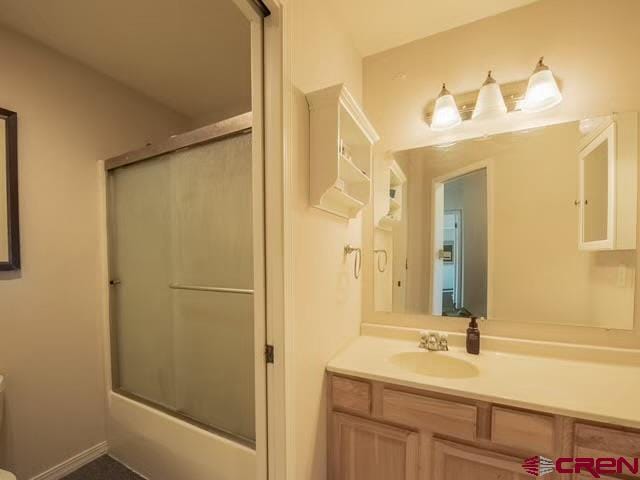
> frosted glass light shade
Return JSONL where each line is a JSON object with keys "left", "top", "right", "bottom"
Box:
{"left": 431, "top": 84, "right": 461, "bottom": 131}
{"left": 472, "top": 71, "right": 507, "bottom": 120}
{"left": 521, "top": 58, "right": 562, "bottom": 113}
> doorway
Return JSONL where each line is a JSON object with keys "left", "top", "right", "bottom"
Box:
{"left": 441, "top": 209, "right": 463, "bottom": 315}
{"left": 432, "top": 166, "right": 489, "bottom": 318}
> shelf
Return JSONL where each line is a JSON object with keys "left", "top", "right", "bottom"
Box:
{"left": 378, "top": 214, "right": 399, "bottom": 231}
{"left": 340, "top": 155, "right": 370, "bottom": 184}
{"left": 390, "top": 161, "right": 407, "bottom": 187}
{"left": 375, "top": 158, "right": 407, "bottom": 230}
{"left": 307, "top": 84, "right": 379, "bottom": 220}
{"left": 317, "top": 186, "right": 365, "bottom": 219}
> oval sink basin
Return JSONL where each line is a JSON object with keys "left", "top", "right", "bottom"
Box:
{"left": 390, "top": 351, "right": 479, "bottom": 379}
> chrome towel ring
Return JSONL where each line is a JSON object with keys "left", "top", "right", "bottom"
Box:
{"left": 344, "top": 244, "right": 362, "bottom": 279}
{"left": 374, "top": 249, "right": 388, "bottom": 273}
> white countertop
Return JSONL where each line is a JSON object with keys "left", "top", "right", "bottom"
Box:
{"left": 327, "top": 335, "right": 640, "bottom": 429}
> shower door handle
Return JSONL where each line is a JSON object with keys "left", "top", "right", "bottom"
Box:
{"left": 169, "top": 283, "right": 253, "bottom": 295}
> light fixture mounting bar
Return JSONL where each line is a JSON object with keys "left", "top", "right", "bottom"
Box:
{"left": 424, "top": 79, "right": 548, "bottom": 124}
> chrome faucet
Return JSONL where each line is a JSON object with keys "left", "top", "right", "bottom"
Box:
{"left": 419, "top": 331, "right": 449, "bottom": 351}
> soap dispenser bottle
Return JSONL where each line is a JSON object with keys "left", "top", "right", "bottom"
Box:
{"left": 466, "top": 317, "right": 480, "bottom": 355}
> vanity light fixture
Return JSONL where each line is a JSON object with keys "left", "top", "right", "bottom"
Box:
{"left": 425, "top": 57, "right": 562, "bottom": 129}
{"left": 430, "top": 83, "right": 462, "bottom": 131}
{"left": 521, "top": 57, "right": 563, "bottom": 113}
{"left": 472, "top": 71, "right": 507, "bottom": 120}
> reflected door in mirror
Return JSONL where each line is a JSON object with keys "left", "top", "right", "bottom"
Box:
{"left": 433, "top": 169, "right": 488, "bottom": 318}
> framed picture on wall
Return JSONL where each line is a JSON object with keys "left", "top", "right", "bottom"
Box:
{"left": 0, "top": 107, "right": 19, "bottom": 271}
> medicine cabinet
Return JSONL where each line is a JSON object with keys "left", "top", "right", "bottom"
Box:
{"left": 578, "top": 112, "right": 638, "bottom": 251}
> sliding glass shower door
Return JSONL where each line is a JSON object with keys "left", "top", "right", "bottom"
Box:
{"left": 107, "top": 129, "right": 255, "bottom": 445}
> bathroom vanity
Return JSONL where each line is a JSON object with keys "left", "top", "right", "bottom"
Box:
{"left": 326, "top": 335, "right": 640, "bottom": 480}
{"left": 354, "top": 110, "right": 640, "bottom": 478}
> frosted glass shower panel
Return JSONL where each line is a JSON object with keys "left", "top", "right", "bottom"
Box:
{"left": 109, "top": 131, "right": 255, "bottom": 444}
{"left": 110, "top": 157, "right": 176, "bottom": 409}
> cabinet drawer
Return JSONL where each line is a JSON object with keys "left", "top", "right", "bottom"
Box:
{"left": 575, "top": 423, "right": 640, "bottom": 473}
{"left": 331, "top": 376, "right": 371, "bottom": 414}
{"left": 382, "top": 389, "right": 477, "bottom": 441}
{"left": 491, "top": 407, "right": 554, "bottom": 455}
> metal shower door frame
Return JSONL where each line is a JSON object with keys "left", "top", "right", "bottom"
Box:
{"left": 103, "top": 112, "right": 258, "bottom": 447}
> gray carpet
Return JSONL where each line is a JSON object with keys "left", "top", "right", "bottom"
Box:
{"left": 62, "top": 456, "right": 143, "bottom": 480}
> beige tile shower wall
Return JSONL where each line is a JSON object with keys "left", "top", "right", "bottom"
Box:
{"left": 289, "top": 0, "right": 364, "bottom": 479}
{"left": 0, "top": 27, "right": 188, "bottom": 479}
{"left": 362, "top": 0, "right": 640, "bottom": 347}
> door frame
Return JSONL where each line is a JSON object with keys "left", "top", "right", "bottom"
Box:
{"left": 257, "top": 1, "right": 292, "bottom": 479}
{"left": 443, "top": 208, "right": 463, "bottom": 310}
{"left": 430, "top": 160, "right": 494, "bottom": 318}
{"left": 232, "top": 1, "right": 293, "bottom": 478}
{"left": 97, "top": 0, "right": 289, "bottom": 478}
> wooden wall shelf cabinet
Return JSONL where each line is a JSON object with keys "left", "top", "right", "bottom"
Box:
{"left": 328, "top": 372, "right": 640, "bottom": 480}
{"left": 377, "top": 159, "right": 407, "bottom": 232}
{"left": 307, "top": 84, "right": 379, "bottom": 219}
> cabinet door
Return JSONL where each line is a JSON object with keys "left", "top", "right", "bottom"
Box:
{"left": 579, "top": 122, "right": 616, "bottom": 250}
{"left": 331, "top": 412, "right": 419, "bottom": 480}
{"left": 432, "top": 439, "right": 532, "bottom": 480}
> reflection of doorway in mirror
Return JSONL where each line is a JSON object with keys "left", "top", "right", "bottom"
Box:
{"left": 442, "top": 210, "right": 462, "bottom": 315}
{"left": 432, "top": 166, "right": 488, "bottom": 318}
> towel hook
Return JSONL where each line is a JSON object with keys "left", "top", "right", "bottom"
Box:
{"left": 374, "top": 249, "right": 388, "bottom": 272}
{"left": 344, "top": 244, "right": 362, "bottom": 279}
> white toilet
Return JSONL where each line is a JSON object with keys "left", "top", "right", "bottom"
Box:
{"left": 0, "top": 376, "right": 16, "bottom": 480}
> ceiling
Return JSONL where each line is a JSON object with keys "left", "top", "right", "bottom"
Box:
{"left": 0, "top": 0, "right": 251, "bottom": 120}
{"left": 325, "top": 0, "right": 541, "bottom": 57}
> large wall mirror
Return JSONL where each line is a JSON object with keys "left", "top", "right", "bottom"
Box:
{"left": 0, "top": 107, "right": 19, "bottom": 271}
{"left": 373, "top": 112, "right": 638, "bottom": 329}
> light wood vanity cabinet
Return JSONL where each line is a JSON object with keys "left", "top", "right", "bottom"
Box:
{"left": 328, "top": 373, "right": 640, "bottom": 480}
{"left": 332, "top": 413, "right": 419, "bottom": 480}
{"left": 431, "top": 440, "right": 531, "bottom": 480}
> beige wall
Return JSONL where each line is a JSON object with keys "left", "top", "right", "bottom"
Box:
{"left": 402, "top": 155, "right": 429, "bottom": 312}
{"left": 362, "top": 0, "right": 640, "bottom": 348}
{"left": 363, "top": 0, "right": 640, "bottom": 154}
{"left": 0, "top": 27, "right": 188, "bottom": 479}
{"left": 289, "top": 0, "right": 364, "bottom": 478}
